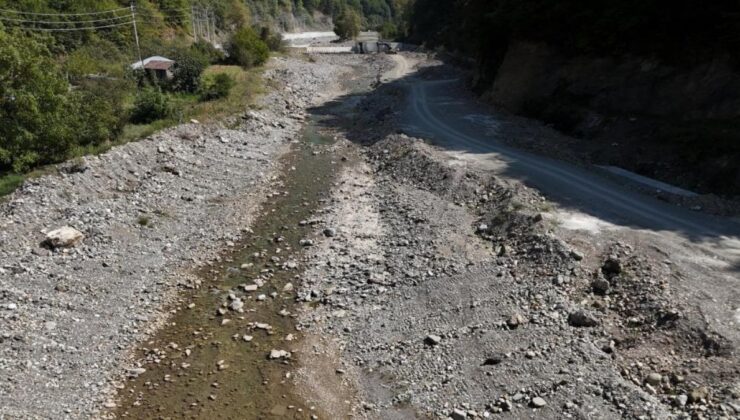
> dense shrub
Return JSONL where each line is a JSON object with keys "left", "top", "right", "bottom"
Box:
{"left": 131, "top": 88, "right": 172, "bottom": 124}
{"left": 259, "top": 27, "right": 285, "bottom": 52}
{"left": 227, "top": 28, "right": 270, "bottom": 68}
{"left": 68, "top": 79, "right": 129, "bottom": 148}
{"left": 200, "top": 73, "right": 236, "bottom": 101}
{"left": 170, "top": 48, "right": 210, "bottom": 93}
{"left": 0, "top": 30, "right": 69, "bottom": 172}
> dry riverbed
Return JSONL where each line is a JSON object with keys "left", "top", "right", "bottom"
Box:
{"left": 1, "top": 51, "right": 738, "bottom": 420}
{"left": 0, "top": 54, "right": 384, "bottom": 418}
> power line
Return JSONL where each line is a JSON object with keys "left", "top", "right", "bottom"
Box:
{"left": 11, "top": 21, "right": 135, "bottom": 32}
{"left": 0, "top": 14, "right": 132, "bottom": 25}
{"left": 0, "top": 6, "right": 129, "bottom": 17}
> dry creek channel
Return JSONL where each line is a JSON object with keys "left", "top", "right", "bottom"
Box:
{"left": 111, "top": 100, "right": 359, "bottom": 418}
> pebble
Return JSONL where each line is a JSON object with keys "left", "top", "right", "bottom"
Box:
{"left": 424, "top": 334, "right": 442, "bottom": 346}
{"left": 269, "top": 349, "right": 291, "bottom": 359}
{"left": 229, "top": 299, "right": 244, "bottom": 311}
{"left": 645, "top": 372, "right": 662, "bottom": 386}
{"left": 568, "top": 310, "right": 599, "bottom": 327}
{"left": 451, "top": 408, "right": 467, "bottom": 420}
{"left": 507, "top": 313, "right": 526, "bottom": 328}
{"left": 531, "top": 397, "right": 547, "bottom": 408}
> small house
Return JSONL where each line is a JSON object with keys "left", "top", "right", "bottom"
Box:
{"left": 131, "top": 56, "right": 175, "bottom": 80}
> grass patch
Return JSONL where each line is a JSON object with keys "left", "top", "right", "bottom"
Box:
{"left": 137, "top": 215, "right": 152, "bottom": 227}
{"left": 0, "top": 174, "right": 25, "bottom": 198}
{"left": 118, "top": 65, "right": 264, "bottom": 144}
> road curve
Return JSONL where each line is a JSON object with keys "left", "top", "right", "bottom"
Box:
{"left": 400, "top": 76, "right": 740, "bottom": 245}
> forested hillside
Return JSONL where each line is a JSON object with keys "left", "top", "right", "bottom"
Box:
{"left": 0, "top": 0, "right": 404, "bottom": 193}
{"left": 407, "top": 0, "right": 740, "bottom": 195}
{"left": 408, "top": 0, "right": 740, "bottom": 90}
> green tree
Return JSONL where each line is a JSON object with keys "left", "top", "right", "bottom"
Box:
{"left": 170, "top": 47, "right": 209, "bottom": 93}
{"left": 0, "top": 29, "right": 72, "bottom": 172}
{"left": 227, "top": 27, "right": 270, "bottom": 68}
{"left": 334, "top": 8, "right": 362, "bottom": 40}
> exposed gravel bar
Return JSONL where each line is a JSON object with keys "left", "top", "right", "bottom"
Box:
{"left": 0, "top": 55, "right": 351, "bottom": 418}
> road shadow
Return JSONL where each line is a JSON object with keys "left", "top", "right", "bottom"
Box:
{"left": 308, "top": 56, "right": 740, "bottom": 265}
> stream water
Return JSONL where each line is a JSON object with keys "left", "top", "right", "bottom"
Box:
{"left": 113, "top": 122, "right": 340, "bottom": 419}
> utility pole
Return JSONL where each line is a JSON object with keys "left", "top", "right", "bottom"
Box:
{"left": 191, "top": 5, "right": 197, "bottom": 41}
{"left": 130, "top": 1, "right": 142, "bottom": 67}
{"left": 205, "top": 8, "right": 211, "bottom": 42}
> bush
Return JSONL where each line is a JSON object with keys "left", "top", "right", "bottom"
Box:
{"left": 200, "top": 73, "right": 236, "bottom": 101}
{"left": 334, "top": 9, "right": 362, "bottom": 40}
{"left": 227, "top": 28, "right": 270, "bottom": 68}
{"left": 259, "top": 27, "right": 284, "bottom": 52}
{"left": 68, "top": 80, "right": 129, "bottom": 147}
{"left": 131, "top": 88, "right": 172, "bottom": 124}
{"left": 170, "top": 48, "right": 209, "bottom": 93}
{"left": 0, "top": 29, "right": 72, "bottom": 172}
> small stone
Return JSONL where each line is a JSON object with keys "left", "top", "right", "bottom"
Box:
{"left": 568, "top": 310, "right": 599, "bottom": 327}
{"left": 592, "top": 278, "right": 610, "bottom": 295}
{"left": 688, "top": 386, "right": 709, "bottom": 403}
{"left": 570, "top": 250, "right": 584, "bottom": 261}
{"left": 243, "top": 284, "right": 259, "bottom": 292}
{"left": 323, "top": 228, "right": 336, "bottom": 237}
{"left": 531, "top": 397, "right": 547, "bottom": 408}
{"left": 601, "top": 257, "right": 622, "bottom": 277}
{"left": 269, "top": 349, "right": 291, "bottom": 360}
{"left": 483, "top": 354, "right": 503, "bottom": 366}
{"left": 229, "top": 299, "right": 244, "bottom": 311}
{"left": 507, "top": 313, "right": 526, "bottom": 328}
{"left": 451, "top": 408, "right": 467, "bottom": 420}
{"left": 676, "top": 394, "right": 688, "bottom": 407}
{"left": 424, "top": 334, "right": 442, "bottom": 346}
{"left": 283, "top": 283, "right": 294, "bottom": 292}
{"left": 645, "top": 373, "right": 662, "bottom": 386}
{"left": 242, "top": 335, "right": 253, "bottom": 342}
{"left": 477, "top": 224, "right": 489, "bottom": 233}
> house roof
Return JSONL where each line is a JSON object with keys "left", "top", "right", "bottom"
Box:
{"left": 144, "top": 60, "right": 175, "bottom": 71}
{"left": 131, "top": 56, "right": 175, "bottom": 70}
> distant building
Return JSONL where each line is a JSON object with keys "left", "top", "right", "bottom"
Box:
{"left": 131, "top": 56, "right": 175, "bottom": 80}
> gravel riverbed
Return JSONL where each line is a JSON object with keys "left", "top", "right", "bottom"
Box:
{"left": 0, "top": 54, "right": 356, "bottom": 418}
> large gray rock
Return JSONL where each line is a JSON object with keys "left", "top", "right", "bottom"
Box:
{"left": 44, "top": 226, "right": 84, "bottom": 248}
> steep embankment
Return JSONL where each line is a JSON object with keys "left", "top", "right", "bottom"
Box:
{"left": 484, "top": 41, "right": 740, "bottom": 198}
{"left": 407, "top": 0, "right": 740, "bottom": 199}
